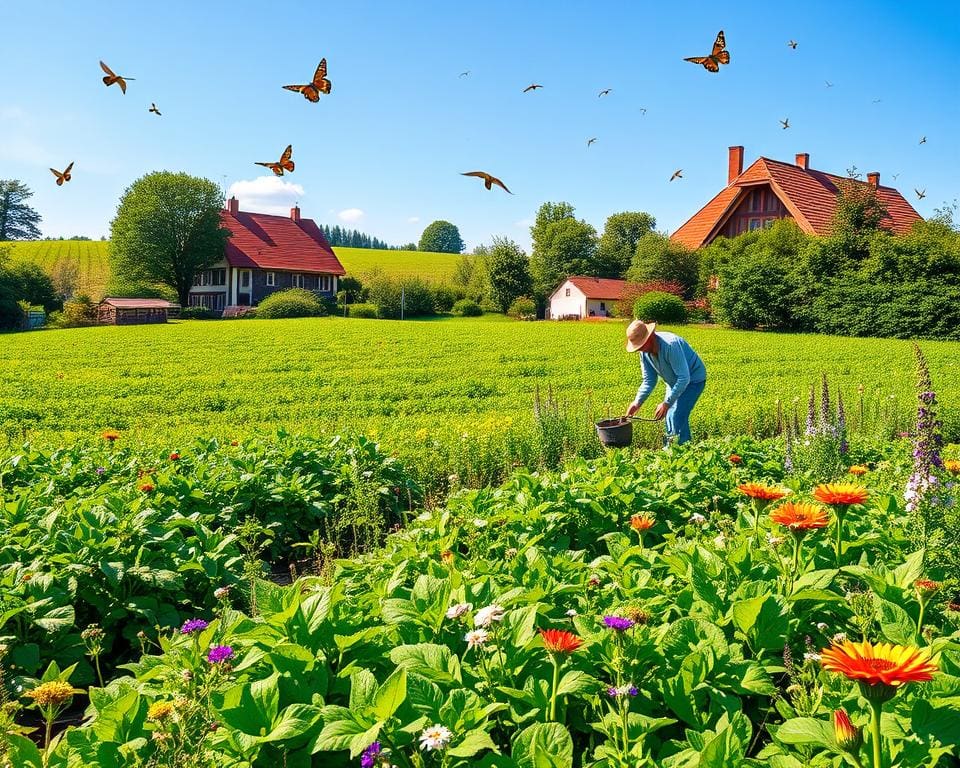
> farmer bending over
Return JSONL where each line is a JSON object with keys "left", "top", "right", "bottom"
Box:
{"left": 625, "top": 320, "right": 707, "bottom": 446}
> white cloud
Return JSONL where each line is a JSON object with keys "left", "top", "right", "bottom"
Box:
{"left": 407, "top": 216, "right": 420, "bottom": 223}
{"left": 227, "top": 176, "right": 305, "bottom": 215}
{"left": 337, "top": 208, "right": 365, "bottom": 223}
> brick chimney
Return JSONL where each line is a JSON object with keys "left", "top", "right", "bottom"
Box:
{"left": 867, "top": 172, "right": 880, "bottom": 188}
{"left": 795, "top": 153, "right": 809, "bottom": 170}
{"left": 290, "top": 205, "right": 301, "bottom": 223}
{"left": 728, "top": 146, "right": 744, "bottom": 184}
{"left": 226, "top": 196, "right": 239, "bottom": 215}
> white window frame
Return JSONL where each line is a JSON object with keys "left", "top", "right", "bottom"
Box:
{"left": 319, "top": 275, "right": 332, "bottom": 292}
{"left": 292, "top": 273, "right": 304, "bottom": 288}
{"left": 266, "top": 272, "right": 275, "bottom": 287}
{"left": 565, "top": 287, "right": 571, "bottom": 297}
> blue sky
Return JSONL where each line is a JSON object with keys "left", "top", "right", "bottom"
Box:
{"left": 2, "top": 0, "right": 957, "bottom": 251}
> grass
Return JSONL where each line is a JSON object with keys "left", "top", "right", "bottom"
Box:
{"left": 4, "top": 241, "right": 464, "bottom": 300}
{"left": 2, "top": 317, "right": 957, "bottom": 452}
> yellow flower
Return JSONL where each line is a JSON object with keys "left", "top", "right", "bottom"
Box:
{"left": 945, "top": 459, "right": 960, "bottom": 474}
{"left": 148, "top": 700, "right": 175, "bottom": 722}
{"left": 415, "top": 428, "right": 429, "bottom": 441}
{"left": 25, "top": 681, "right": 80, "bottom": 707}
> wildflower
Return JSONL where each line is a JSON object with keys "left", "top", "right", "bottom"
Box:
{"left": 361, "top": 742, "right": 382, "bottom": 768}
{"left": 169, "top": 452, "right": 181, "bottom": 461}
{"left": 766, "top": 534, "right": 785, "bottom": 548}
{"left": 848, "top": 465, "right": 868, "bottom": 476}
{"left": 945, "top": 459, "right": 960, "bottom": 474}
{"left": 833, "top": 708, "right": 863, "bottom": 753}
{"left": 540, "top": 629, "right": 583, "bottom": 654}
{"left": 770, "top": 502, "right": 831, "bottom": 532}
{"left": 737, "top": 482, "right": 789, "bottom": 501}
{"left": 25, "top": 681, "right": 80, "bottom": 707}
{"left": 816, "top": 622, "right": 829, "bottom": 632}
{"left": 152, "top": 730, "right": 172, "bottom": 743}
{"left": 813, "top": 483, "right": 869, "bottom": 506}
{"left": 230, "top": 439, "right": 239, "bottom": 446}
{"left": 505, "top": 547, "right": 518, "bottom": 558}
{"left": 821, "top": 640, "right": 937, "bottom": 698}
{"left": 213, "top": 586, "right": 232, "bottom": 600}
{"left": 588, "top": 575, "right": 601, "bottom": 588}
{"left": 689, "top": 512, "right": 707, "bottom": 525}
{"left": 139, "top": 481, "right": 155, "bottom": 493}
{"left": 95, "top": 466, "right": 106, "bottom": 476}
{"left": 629, "top": 513, "right": 655, "bottom": 532}
{"left": 803, "top": 652, "right": 822, "bottom": 662}
{"left": 914, "top": 579, "right": 940, "bottom": 595}
{"left": 207, "top": 645, "right": 235, "bottom": 664}
{"left": 624, "top": 606, "right": 650, "bottom": 624}
{"left": 474, "top": 604, "right": 505, "bottom": 628}
{"left": 180, "top": 619, "right": 209, "bottom": 634}
{"left": 832, "top": 632, "right": 848, "bottom": 644}
{"left": 606, "top": 684, "right": 639, "bottom": 697}
{"left": 181, "top": 670, "right": 193, "bottom": 682}
{"left": 440, "top": 550, "right": 454, "bottom": 564}
{"left": 445, "top": 602, "right": 472, "bottom": 620}
{"left": 729, "top": 454, "right": 742, "bottom": 464}
{"left": 419, "top": 724, "right": 453, "bottom": 752}
{"left": 603, "top": 615, "right": 635, "bottom": 632}
{"left": 565, "top": 609, "right": 577, "bottom": 617}
{"left": 101, "top": 429, "right": 120, "bottom": 442}
{"left": 464, "top": 629, "right": 489, "bottom": 648}
{"left": 148, "top": 700, "right": 175, "bottom": 722}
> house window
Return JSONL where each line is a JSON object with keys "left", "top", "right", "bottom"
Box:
{"left": 319, "top": 275, "right": 332, "bottom": 292}
{"left": 240, "top": 271, "right": 250, "bottom": 288}
{"left": 292, "top": 273, "right": 304, "bottom": 288}
{"left": 565, "top": 288, "right": 571, "bottom": 297}
{"left": 216, "top": 269, "right": 226, "bottom": 286}
{"left": 763, "top": 218, "right": 776, "bottom": 229}
{"left": 766, "top": 193, "right": 779, "bottom": 212}
{"left": 266, "top": 272, "right": 275, "bottom": 287}
{"left": 748, "top": 218, "right": 762, "bottom": 231}
{"left": 600, "top": 302, "right": 606, "bottom": 310}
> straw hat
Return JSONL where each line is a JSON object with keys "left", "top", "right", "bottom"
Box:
{"left": 625, "top": 320, "right": 656, "bottom": 352}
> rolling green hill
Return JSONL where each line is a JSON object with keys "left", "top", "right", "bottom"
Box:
{"left": 3, "top": 241, "right": 464, "bottom": 299}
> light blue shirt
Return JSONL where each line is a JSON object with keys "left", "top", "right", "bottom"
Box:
{"left": 633, "top": 331, "right": 707, "bottom": 408}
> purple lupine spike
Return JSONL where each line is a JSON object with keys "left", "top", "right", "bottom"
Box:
{"left": 820, "top": 374, "right": 830, "bottom": 429}
{"left": 806, "top": 385, "right": 816, "bottom": 436}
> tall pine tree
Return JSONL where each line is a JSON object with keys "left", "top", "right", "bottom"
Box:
{"left": 0, "top": 180, "right": 42, "bottom": 240}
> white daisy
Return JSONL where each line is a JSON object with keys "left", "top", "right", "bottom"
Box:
{"left": 474, "top": 603, "right": 505, "bottom": 628}
{"left": 419, "top": 724, "right": 453, "bottom": 751}
{"left": 445, "top": 602, "right": 473, "bottom": 620}
{"left": 464, "top": 629, "right": 489, "bottom": 647}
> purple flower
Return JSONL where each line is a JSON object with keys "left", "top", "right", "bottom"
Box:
{"left": 95, "top": 467, "right": 106, "bottom": 476}
{"left": 606, "top": 684, "right": 639, "bottom": 697}
{"left": 603, "top": 615, "right": 635, "bottom": 631}
{"left": 207, "top": 645, "right": 234, "bottom": 664}
{"left": 181, "top": 619, "right": 209, "bottom": 634}
{"left": 360, "top": 742, "right": 382, "bottom": 768}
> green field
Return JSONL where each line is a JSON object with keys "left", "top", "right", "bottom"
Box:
{"left": 2, "top": 317, "right": 957, "bottom": 452}
{"left": 3, "top": 241, "right": 462, "bottom": 300}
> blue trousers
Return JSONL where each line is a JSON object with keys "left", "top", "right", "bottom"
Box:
{"left": 665, "top": 379, "right": 706, "bottom": 446}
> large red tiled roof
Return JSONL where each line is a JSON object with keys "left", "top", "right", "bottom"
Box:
{"left": 671, "top": 156, "right": 923, "bottom": 250}
{"left": 562, "top": 276, "right": 628, "bottom": 300}
{"left": 221, "top": 210, "right": 345, "bottom": 274}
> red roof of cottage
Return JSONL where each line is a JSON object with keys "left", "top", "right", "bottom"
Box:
{"left": 671, "top": 155, "right": 923, "bottom": 250}
{"left": 220, "top": 209, "right": 345, "bottom": 275}
{"left": 560, "top": 276, "right": 628, "bottom": 300}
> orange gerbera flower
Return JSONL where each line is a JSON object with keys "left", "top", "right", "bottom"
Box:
{"left": 629, "top": 513, "right": 655, "bottom": 532}
{"left": 769, "top": 501, "right": 830, "bottom": 531}
{"left": 821, "top": 640, "right": 937, "bottom": 691}
{"left": 914, "top": 579, "right": 940, "bottom": 593}
{"left": 139, "top": 482, "right": 155, "bottom": 493}
{"left": 101, "top": 429, "right": 121, "bottom": 441}
{"left": 729, "top": 454, "right": 742, "bottom": 465}
{"left": 737, "top": 482, "right": 788, "bottom": 501}
{"left": 847, "top": 465, "right": 868, "bottom": 476}
{"left": 813, "top": 483, "right": 869, "bottom": 507}
{"left": 944, "top": 459, "right": 960, "bottom": 474}
{"left": 169, "top": 452, "right": 181, "bottom": 461}
{"left": 540, "top": 628, "right": 583, "bottom": 655}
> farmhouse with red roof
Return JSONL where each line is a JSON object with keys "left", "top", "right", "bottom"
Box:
{"left": 187, "top": 197, "right": 345, "bottom": 313}
{"left": 670, "top": 146, "right": 922, "bottom": 250}
{"left": 548, "top": 276, "right": 627, "bottom": 319}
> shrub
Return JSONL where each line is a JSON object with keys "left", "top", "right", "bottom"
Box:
{"left": 368, "top": 276, "right": 435, "bottom": 319}
{"left": 616, "top": 280, "right": 684, "bottom": 318}
{"left": 348, "top": 303, "right": 378, "bottom": 319}
{"left": 507, "top": 296, "right": 537, "bottom": 320}
{"left": 47, "top": 295, "right": 97, "bottom": 328}
{"left": 632, "top": 291, "right": 687, "bottom": 323}
{"left": 432, "top": 283, "right": 464, "bottom": 313}
{"left": 255, "top": 288, "right": 325, "bottom": 319}
{"left": 179, "top": 306, "right": 217, "bottom": 320}
{"left": 452, "top": 298, "right": 483, "bottom": 317}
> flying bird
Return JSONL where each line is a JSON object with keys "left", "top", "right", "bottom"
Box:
{"left": 149, "top": 103, "right": 161, "bottom": 116}
{"left": 461, "top": 171, "right": 512, "bottom": 194}
{"left": 587, "top": 137, "right": 597, "bottom": 147}
{"left": 915, "top": 188, "right": 926, "bottom": 200}
{"left": 639, "top": 107, "right": 647, "bottom": 115}
{"left": 459, "top": 71, "right": 470, "bottom": 78}
{"left": 919, "top": 136, "right": 927, "bottom": 144}
{"left": 50, "top": 162, "right": 73, "bottom": 186}
{"left": 283, "top": 59, "right": 331, "bottom": 102}
{"left": 684, "top": 31, "right": 730, "bottom": 72}
{"left": 254, "top": 144, "right": 295, "bottom": 176}
{"left": 787, "top": 40, "right": 798, "bottom": 49}
{"left": 523, "top": 83, "right": 543, "bottom": 92}
{"left": 891, "top": 173, "right": 900, "bottom": 180}
{"left": 100, "top": 61, "right": 135, "bottom": 94}
{"left": 670, "top": 169, "right": 683, "bottom": 181}
{"left": 871, "top": 98, "right": 882, "bottom": 104}
{"left": 598, "top": 88, "right": 612, "bottom": 97}
{"left": 780, "top": 118, "right": 790, "bottom": 129}
{"left": 825, "top": 80, "right": 834, "bottom": 88}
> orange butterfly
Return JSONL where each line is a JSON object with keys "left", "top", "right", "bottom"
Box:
{"left": 684, "top": 31, "right": 730, "bottom": 72}
{"left": 100, "top": 60, "right": 135, "bottom": 94}
{"left": 255, "top": 145, "right": 295, "bottom": 176}
{"left": 50, "top": 162, "right": 74, "bottom": 186}
{"left": 283, "top": 59, "right": 331, "bottom": 102}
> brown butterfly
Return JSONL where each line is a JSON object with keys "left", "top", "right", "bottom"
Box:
{"left": 149, "top": 103, "right": 161, "bottom": 116}
{"left": 283, "top": 59, "right": 331, "bottom": 102}
{"left": 684, "top": 31, "right": 730, "bottom": 72}
{"left": 670, "top": 169, "right": 683, "bottom": 181}
{"left": 523, "top": 84, "right": 543, "bottom": 92}
{"left": 50, "top": 162, "right": 74, "bottom": 186}
{"left": 255, "top": 145, "right": 295, "bottom": 176}
{"left": 461, "top": 171, "right": 512, "bottom": 194}
{"left": 915, "top": 188, "right": 926, "bottom": 200}
{"left": 100, "top": 60, "right": 135, "bottom": 94}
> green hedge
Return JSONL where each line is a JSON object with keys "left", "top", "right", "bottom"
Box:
{"left": 255, "top": 288, "right": 326, "bottom": 319}
{"left": 633, "top": 291, "right": 687, "bottom": 323}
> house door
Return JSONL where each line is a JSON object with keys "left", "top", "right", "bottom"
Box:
{"left": 238, "top": 270, "right": 252, "bottom": 305}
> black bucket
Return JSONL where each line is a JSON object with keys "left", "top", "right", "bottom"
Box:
{"left": 596, "top": 417, "right": 632, "bottom": 448}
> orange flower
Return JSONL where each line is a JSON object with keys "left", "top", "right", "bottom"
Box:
{"left": 729, "top": 454, "right": 742, "bottom": 465}
{"left": 914, "top": 579, "right": 940, "bottom": 594}
{"left": 440, "top": 550, "right": 454, "bottom": 564}
{"left": 847, "top": 465, "right": 868, "bottom": 476}
{"left": 769, "top": 501, "right": 830, "bottom": 531}
{"left": 230, "top": 440, "right": 239, "bottom": 447}
{"left": 821, "top": 640, "right": 937, "bottom": 691}
{"left": 737, "top": 482, "right": 788, "bottom": 502}
{"left": 832, "top": 709, "right": 862, "bottom": 752}
{"left": 139, "top": 482, "right": 155, "bottom": 493}
{"left": 629, "top": 514, "right": 655, "bottom": 532}
{"left": 813, "top": 483, "right": 869, "bottom": 507}
{"left": 540, "top": 629, "right": 583, "bottom": 654}
{"left": 944, "top": 459, "right": 960, "bottom": 474}
{"left": 169, "top": 452, "right": 181, "bottom": 461}
{"left": 101, "top": 429, "right": 120, "bottom": 442}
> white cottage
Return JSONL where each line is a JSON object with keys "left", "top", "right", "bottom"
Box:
{"left": 548, "top": 276, "right": 627, "bottom": 320}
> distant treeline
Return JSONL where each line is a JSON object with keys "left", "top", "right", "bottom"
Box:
{"left": 319, "top": 224, "right": 416, "bottom": 251}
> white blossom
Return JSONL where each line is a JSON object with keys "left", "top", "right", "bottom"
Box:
{"left": 464, "top": 629, "right": 489, "bottom": 647}
{"left": 474, "top": 603, "right": 505, "bottom": 628}
{"left": 419, "top": 724, "right": 453, "bottom": 751}
{"left": 445, "top": 602, "right": 472, "bottom": 620}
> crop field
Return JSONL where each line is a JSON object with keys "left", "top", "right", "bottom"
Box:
{"left": 335, "top": 246, "right": 463, "bottom": 281}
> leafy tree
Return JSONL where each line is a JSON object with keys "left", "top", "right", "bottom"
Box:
{"left": 487, "top": 237, "right": 532, "bottom": 312}
{"left": 8, "top": 261, "right": 60, "bottom": 311}
{"left": 109, "top": 171, "right": 229, "bottom": 306}
{"left": 419, "top": 220, "right": 465, "bottom": 253}
{"left": 453, "top": 249, "right": 491, "bottom": 304}
{"left": 529, "top": 202, "right": 599, "bottom": 300}
{"left": 626, "top": 233, "right": 700, "bottom": 298}
{"left": 596, "top": 211, "right": 656, "bottom": 278}
{"left": 829, "top": 181, "right": 888, "bottom": 262}
{"left": 0, "top": 180, "right": 42, "bottom": 240}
